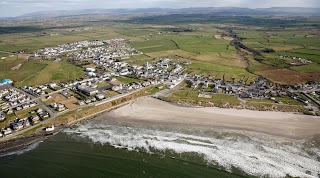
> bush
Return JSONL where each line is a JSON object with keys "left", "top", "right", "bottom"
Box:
{"left": 262, "top": 48, "right": 275, "bottom": 53}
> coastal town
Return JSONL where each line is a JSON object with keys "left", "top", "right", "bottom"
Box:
{"left": 0, "top": 38, "right": 320, "bottom": 138}
{"left": 2, "top": 3, "right": 320, "bottom": 178}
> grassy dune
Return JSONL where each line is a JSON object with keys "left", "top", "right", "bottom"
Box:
{"left": 163, "top": 91, "right": 241, "bottom": 107}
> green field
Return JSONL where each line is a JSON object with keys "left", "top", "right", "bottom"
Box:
{"left": 290, "top": 49, "right": 320, "bottom": 56}
{"left": 172, "top": 35, "right": 235, "bottom": 53}
{"left": 280, "top": 51, "right": 320, "bottom": 64}
{"left": 244, "top": 98, "right": 277, "bottom": 104}
{"left": 274, "top": 96, "right": 305, "bottom": 106}
{"left": 186, "top": 61, "right": 258, "bottom": 83}
{"left": 119, "top": 54, "right": 153, "bottom": 66}
{"left": 119, "top": 54, "right": 151, "bottom": 61}
{"left": 0, "top": 52, "right": 9, "bottom": 57}
{"left": 0, "top": 57, "right": 48, "bottom": 85}
{"left": 131, "top": 38, "right": 179, "bottom": 53}
{"left": 0, "top": 57, "right": 85, "bottom": 87}
{"left": 115, "top": 76, "right": 145, "bottom": 84}
{"left": 116, "top": 29, "right": 155, "bottom": 37}
{"left": 23, "top": 58, "right": 85, "bottom": 86}
{"left": 232, "top": 27, "right": 320, "bottom": 84}
{"left": 0, "top": 27, "right": 123, "bottom": 53}
{"left": 0, "top": 13, "right": 319, "bottom": 86}
{"left": 104, "top": 90, "right": 120, "bottom": 97}
{"left": 291, "top": 63, "right": 320, "bottom": 73}
{"left": 163, "top": 91, "right": 241, "bottom": 107}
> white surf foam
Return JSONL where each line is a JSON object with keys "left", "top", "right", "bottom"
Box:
{"left": 65, "top": 121, "right": 320, "bottom": 178}
{"left": 0, "top": 141, "right": 42, "bottom": 157}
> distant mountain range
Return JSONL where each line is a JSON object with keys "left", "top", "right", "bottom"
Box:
{"left": 6, "top": 7, "right": 320, "bottom": 19}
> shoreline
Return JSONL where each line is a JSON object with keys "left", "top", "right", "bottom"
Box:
{"left": 1, "top": 96, "right": 319, "bottom": 154}
{"left": 66, "top": 100, "right": 132, "bottom": 126}
{"left": 0, "top": 101, "right": 133, "bottom": 154}
{"left": 0, "top": 130, "right": 59, "bottom": 154}
{"left": 107, "top": 96, "right": 320, "bottom": 140}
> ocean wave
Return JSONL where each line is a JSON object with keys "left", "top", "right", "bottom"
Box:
{"left": 0, "top": 141, "right": 42, "bottom": 158}
{"left": 64, "top": 121, "right": 320, "bottom": 178}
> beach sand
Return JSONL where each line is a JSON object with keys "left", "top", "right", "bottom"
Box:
{"left": 108, "top": 97, "right": 320, "bottom": 139}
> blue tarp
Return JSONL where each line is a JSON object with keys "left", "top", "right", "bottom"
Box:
{"left": 0, "top": 79, "right": 13, "bottom": 84}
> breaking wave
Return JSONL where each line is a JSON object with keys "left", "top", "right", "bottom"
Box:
{"left": 0, "top": 141, "right": 42, "bottom": 158}
{"left": 65, "top": 120, "right": 320, "bottom": 178}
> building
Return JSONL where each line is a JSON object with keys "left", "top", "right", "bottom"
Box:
{"left": 95, "top": 93, "right": 105, "bottom": 100}
{"left": 86, "top": 68, "right": 96, "bottom": 72}
{"left": 11, "top": 122, "right": 23, "bottom": 130}
{"left": 2, "top": 128, "right": 12, "bottom": 135}
{"left": 49, "top": 83, "right": 58, "bottom": 89}
{"left": 45, "top": 125, "right": 55, "bottom": 132}
{"left": 88, "top": 72, "right": 96, "bottom": 77}
{"left": 28, "top": 115, "right": 40, "bottom": 124}
{"left": 77, "top": 86, "right": 98, "bottom": 96}
{"left": 39, "top": 112, "right": 50, "bottom": 119}
{"left": 0, "top": 113, "right": 5, "bottom": 121}
{"left": 57, "top": 104, "right": 66, "bottom": 112}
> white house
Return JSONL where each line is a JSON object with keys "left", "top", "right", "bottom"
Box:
{"left": 45, "top": 125, "right": 55, "bottom": 132}
{"left": 86, "top": 68, "right": 96, "bottom": 72}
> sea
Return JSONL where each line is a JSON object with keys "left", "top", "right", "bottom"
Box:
{"left": 0, "top": 116, "right": 319, "bottom": 178}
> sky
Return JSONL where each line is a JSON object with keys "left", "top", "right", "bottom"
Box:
{"left": 0, "top": 0, "right": 319, "bottom": 17}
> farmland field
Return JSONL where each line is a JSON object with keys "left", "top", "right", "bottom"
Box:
{"left": 0, "top": 14, "right": 319, "bottom": 85}
{"left": 291, "top": 64, "right": 320, "bottom": 73}
{"left": 131, "top": 38, "right": 179, "bottom": 53}
{"left": 172, "top": 35, "right": 235, "bottom": 53}
{"left": 185, "top": 60, "right": 258, "bottom": 83}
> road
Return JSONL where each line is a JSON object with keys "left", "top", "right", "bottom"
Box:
{"left": 8, "top": 85, "right": 55, "bottom": 117}
{"left": 2, "top": 85, "right": 67, "bottom": 112}
{"left": 0, "top": 50, "right": 34, "bottom": 56}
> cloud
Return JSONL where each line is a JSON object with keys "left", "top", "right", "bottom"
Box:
{"left": 0, "top": 0, "right": 319, "bottom": 17}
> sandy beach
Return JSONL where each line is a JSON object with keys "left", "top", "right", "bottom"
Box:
{"left": 2, "top": 96, "right": 319, "bottom": 178}
{"left": 108, "top": 97, "right": 320, "bottom": 139}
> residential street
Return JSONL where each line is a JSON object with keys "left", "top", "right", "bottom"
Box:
{"left": 0, "top": 85, "right": 155, "bottom": 142}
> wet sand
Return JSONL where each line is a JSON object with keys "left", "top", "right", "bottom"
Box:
{"left": 107, "top": 97, "right": 320, "bottom": 139}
